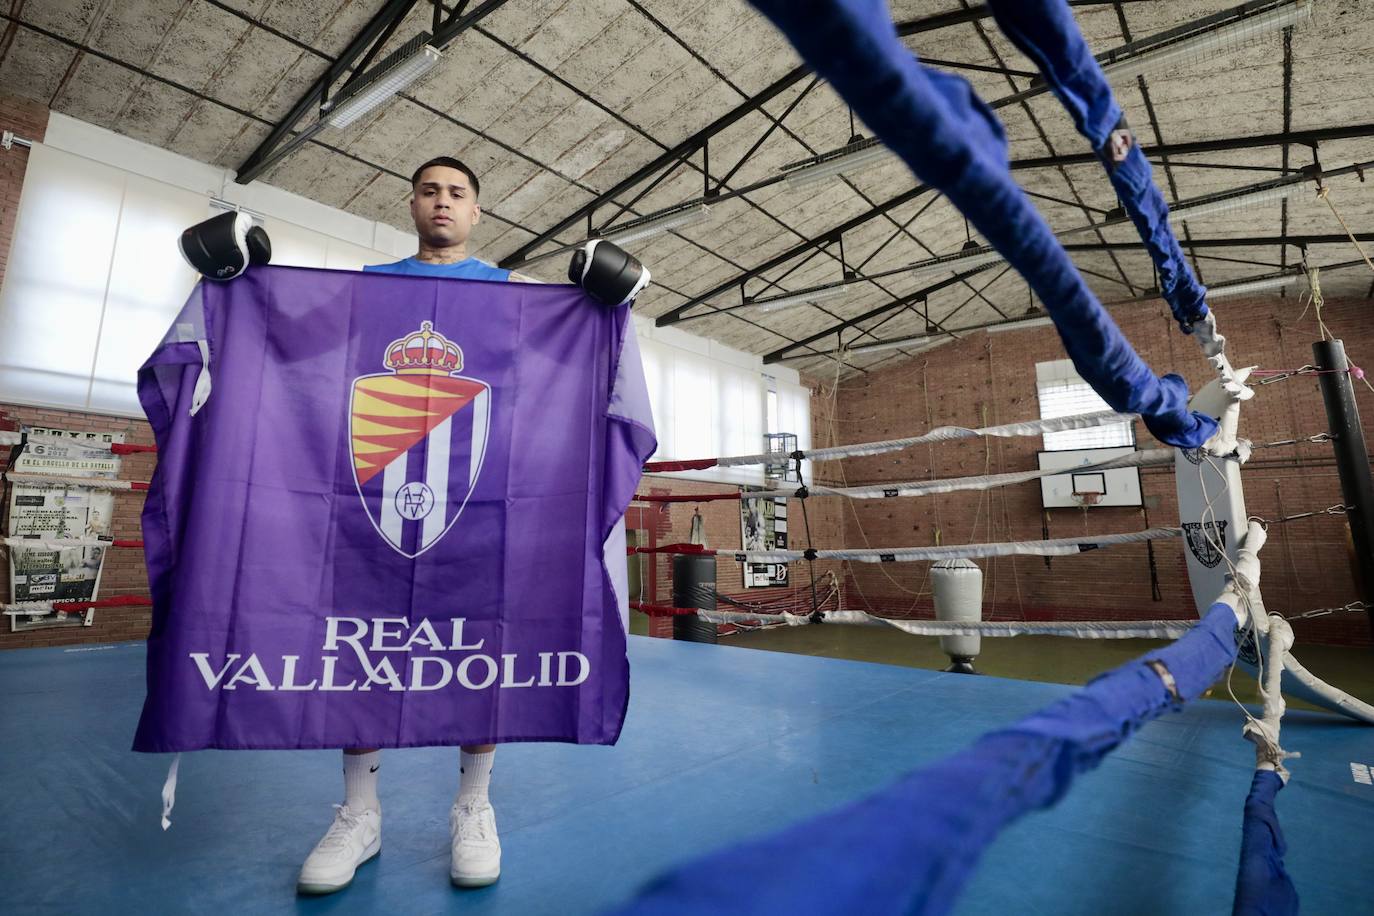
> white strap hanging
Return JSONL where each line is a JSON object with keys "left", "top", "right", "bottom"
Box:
{"left": 160, "top": 753, "right": 182, "bottom": 831}
{"left": 190, "top": 340, "right": 212, "bottom": 417}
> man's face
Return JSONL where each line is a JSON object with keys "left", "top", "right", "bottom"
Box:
{"left": 410, "top": 165, "right": 480, "bottom": 247}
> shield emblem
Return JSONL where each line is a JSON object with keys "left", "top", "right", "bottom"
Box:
{"left": 349, "top": 322, "right": 490, "bottom": 558}
{"left": 1182, "top": 520, "right": 1227, "bottom": 569}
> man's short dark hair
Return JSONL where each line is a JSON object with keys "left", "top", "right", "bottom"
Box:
{"left": 411, "top": 157, "right": 480, "bottom": 198}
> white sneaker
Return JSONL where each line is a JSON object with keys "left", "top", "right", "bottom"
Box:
{"left": 449, "top": 800, "right": 501, "bottom": 887}
{"left": 297, "top": 804, "right": 381, "bottom": 895}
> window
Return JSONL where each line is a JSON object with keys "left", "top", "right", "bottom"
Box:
{"left": 0, "top": 120, "right": 416, "bottom": 417}
{"left": 636, "top": 325, "right": 810, "bottom": 486}
{"left": 768, "top": 376, "right": 812, "bottom": 484}
{"left": 1035, "top": 360, "right": 1134, "bottom": 451}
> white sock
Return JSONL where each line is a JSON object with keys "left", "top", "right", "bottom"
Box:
{"left": 457, "top": 750, "right": 494, "bottom": 805}
{"left": 342, "top": 750, "right": 381, "bottom": 812}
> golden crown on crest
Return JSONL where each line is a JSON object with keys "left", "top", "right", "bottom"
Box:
{"left": 385, "top": 321, "right": 464, "bottom": 374}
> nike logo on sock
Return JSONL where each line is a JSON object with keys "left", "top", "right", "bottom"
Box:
{"left": 369, "top": 765, "right": 379, "bottom": 773}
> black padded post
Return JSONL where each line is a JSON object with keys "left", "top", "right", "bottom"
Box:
{"left": 1312, "top": 338, "right": 1374, "bottom": 639}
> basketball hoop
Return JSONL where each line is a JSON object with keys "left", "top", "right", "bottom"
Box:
{"left": 1074, "top": 491, "right": 1103, "bottom": 508}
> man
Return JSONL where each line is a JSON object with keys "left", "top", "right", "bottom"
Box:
{"left": 297, "top": 156, "right": 507, "bottom": 895}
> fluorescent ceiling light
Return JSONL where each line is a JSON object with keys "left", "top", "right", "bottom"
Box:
{"left": 1169, "top": 181, "right": 1308, "bottom": 223}
{"left": 750, "top": 282, "right": 850, "bottom": 314}
{"left": 603, "top": 202, "right": 712, "bottom": 245}
{"left": 1205, "top": 273, "right": 1304, "bottom": 299}
{"left": 984, "top": 315, "right": 1054, "bottom": 334}
{"left": 906, "top": 245, "right": 1005, "bottom": 280}
{"left": 781, "top": 137, "right": 894, "bottom": 189}
{"left": 845, "top": 333, "right": 949, "bottom": 356}
{"left": 750, "top": 247, "right": 1003, "bottom": 317}
{"left": 1101, "top": 0, "right": 1312, "bottom": 87}
{"left": 326, "top": 35, "right": 442, "bottom": 129}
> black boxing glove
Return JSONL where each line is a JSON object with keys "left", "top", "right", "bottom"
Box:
{"left": 568, "top": 240, "right": 651, "bottom": 306}
{"left": 179, "top": 211, "right": 272, "bottom": 281}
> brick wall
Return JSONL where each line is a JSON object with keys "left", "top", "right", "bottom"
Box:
{"left": 809, "top": 295, "right": 1374, "bottom": 647}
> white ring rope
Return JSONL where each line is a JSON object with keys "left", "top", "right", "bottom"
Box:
{"left": 3, "top": 472, "right": 137, "bottom": 491}
{"left": 746, "top": 447, "right": 1178, "bottom": 500}
{"left": 697, "top": 409, "right": 1133, "bottom": 468}
{"left": 699, "top": 607, "right": 1196, "bottom": 640}
{"left": 0, "top": 431, "right": 123, "bottom": 453}
{"left": 730, "top": 527, "right": 1180, "bottom": 564}
{"left": 3, "top": 601, "right": 84, "bottom": 616}
{"left": 2, "top": 537, "right": 118, "bottom": 550}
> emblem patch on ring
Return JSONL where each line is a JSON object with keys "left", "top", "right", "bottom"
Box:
{"left": 1182, "top": 519, "right": 1227, "bottom": 569}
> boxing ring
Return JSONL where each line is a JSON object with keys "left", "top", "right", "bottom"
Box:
{"left": 609, "top": 0, "right": 1374, "bottom": 912}
{"left": 6, "top": 1, "right": 1374, "bottom": 913}
{"left": 1, "top": 632, "right": 1371, "bottom": 916}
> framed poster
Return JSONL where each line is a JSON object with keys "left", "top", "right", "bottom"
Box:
{"left": 740, "top": 495, "right": 789, "bottom": 588}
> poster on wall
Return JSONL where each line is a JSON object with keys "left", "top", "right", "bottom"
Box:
{"left": 740, "top": 495, "right": 789, "bottom": 588}
{"left": 7, "top": 489, "right": 113, "bottom": 600}
{"left": 5, "top": 428, "right": 123, "bottom": 628}
{"left": 13, "top": 428, "right": 123, "bottom": 477}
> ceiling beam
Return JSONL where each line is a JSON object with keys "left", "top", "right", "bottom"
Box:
{"left": 759, "top": 233, "right": 1374, "bottom": 364}
{"left": 1063, "top": 234, "right": 1374, "bottom": 250}
{"left": 497, "top": 0, "right": 1146, "bottom": 269}
{"left": 759, "top": 266, "right": 1003, "bottom": 364}
{"left": 235, "top": 0, "right": 511, "bottom": 185}
{"left": 655, "top": 123, "right": 1374, "bottom": 327}
{"left": 235, "top": 0, "right": 419, "bottom": 184}
{"left": 784, "top": 256, "right": 1374, "bottom": 365}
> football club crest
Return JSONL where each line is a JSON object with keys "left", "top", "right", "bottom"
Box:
{"left": 1182, "top": 519, "right": 1227, "bottom": 569}
{"left": 349, "top": 321, "right": 490, "bottom": 557}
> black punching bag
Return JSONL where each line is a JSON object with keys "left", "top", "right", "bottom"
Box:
{"left": 671, "top": 554, "right": 718, "bottom": 644}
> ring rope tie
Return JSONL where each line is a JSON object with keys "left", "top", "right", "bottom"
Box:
{"left": 1253, "top": 366, "right": 1363, "bottom": 383}
{"left": 1252, "top": 365, "right": 1365, "bottom": 385}
{"left": 1252, "top": 432, "right": 1331, "bottom": 449}
{"left": 1283, "top": 601, "right": 1371, "bottom": 622}
{"left": 1252, "top": 504, "right": 1351, "bottom": 526}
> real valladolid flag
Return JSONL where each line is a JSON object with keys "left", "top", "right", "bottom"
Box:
{"left": 133, "top": 266, "right": 656, "bottom": 751}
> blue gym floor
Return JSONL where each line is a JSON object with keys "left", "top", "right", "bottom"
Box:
{"left": 2, "top": 636, "right": 1371, "bottom": 915}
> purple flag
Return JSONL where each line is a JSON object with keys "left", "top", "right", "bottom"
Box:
{"left": 133, "top": 266, "right": 656, "bottom": 752}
